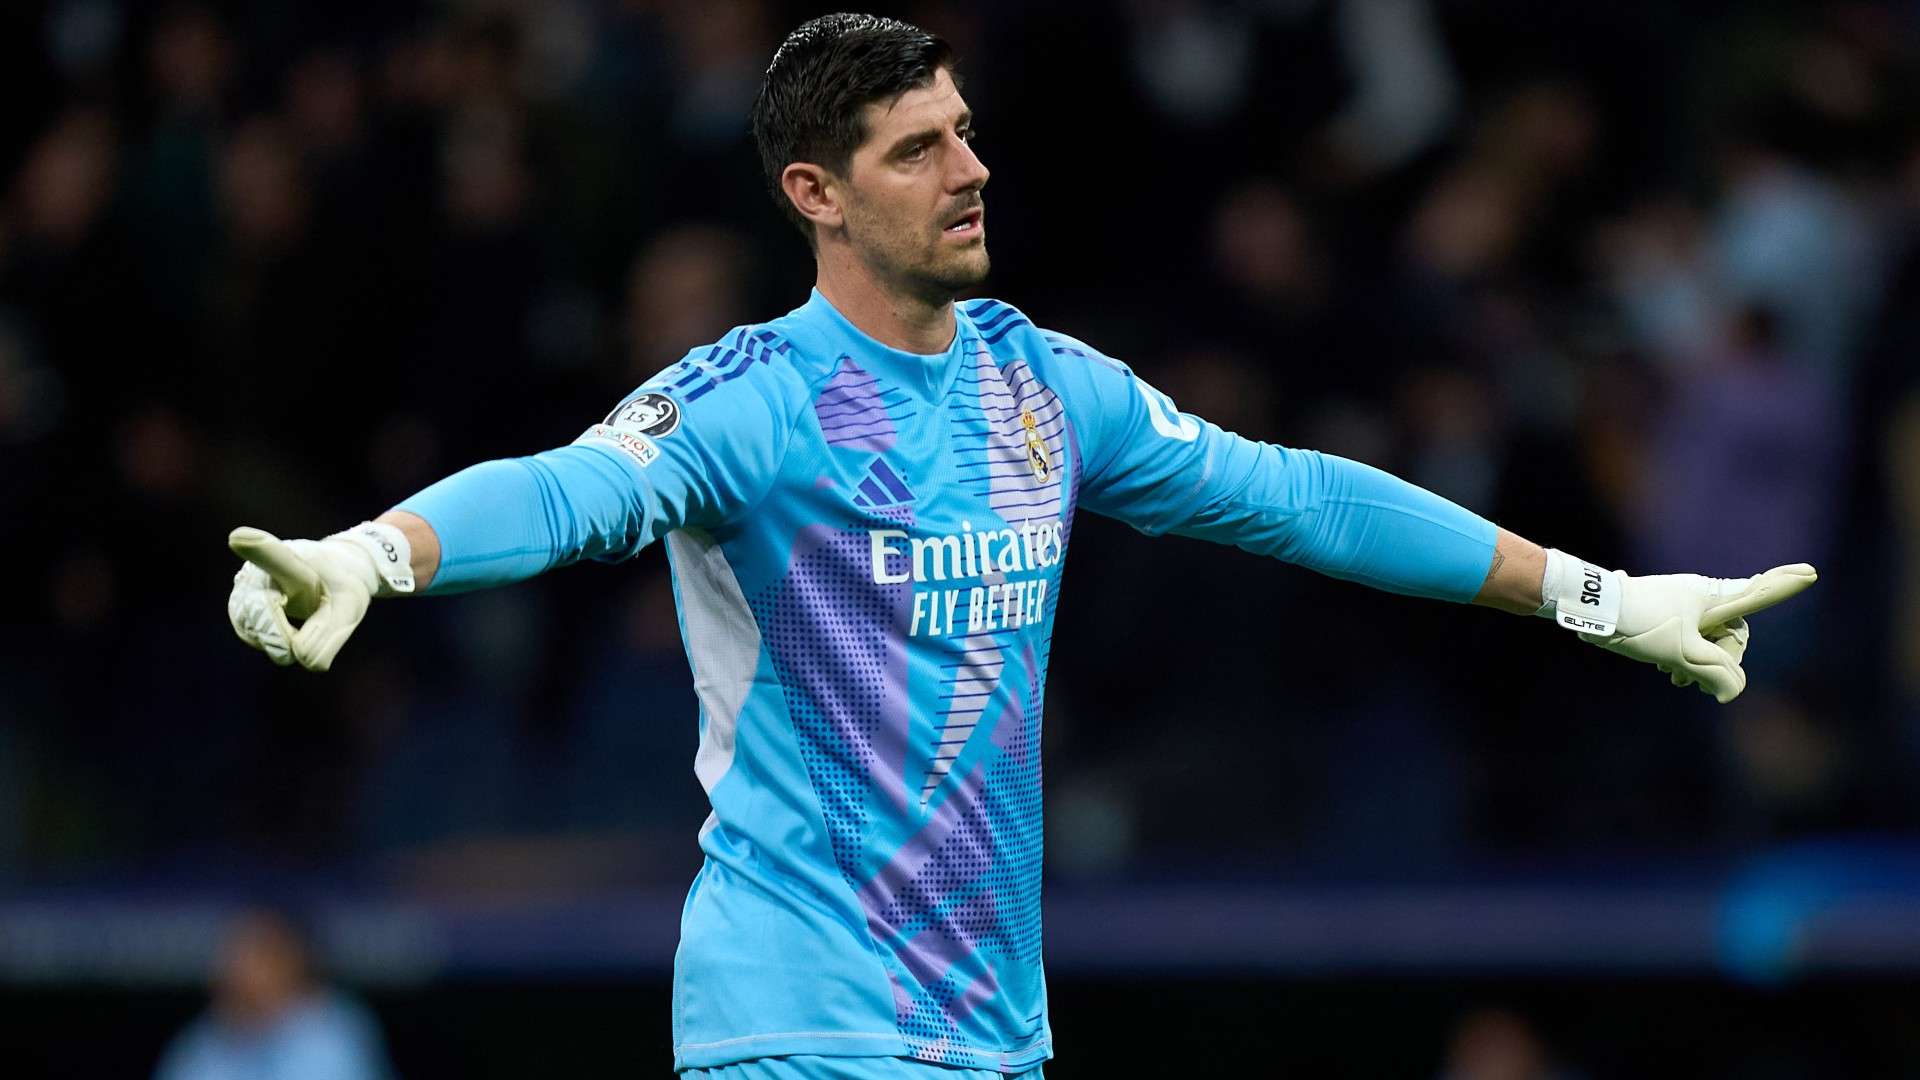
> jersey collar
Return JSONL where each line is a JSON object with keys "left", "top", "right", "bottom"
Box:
{"left": 800, "top": 288, "right": 972, "bottom": 400}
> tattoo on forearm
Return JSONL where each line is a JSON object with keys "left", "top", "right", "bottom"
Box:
{"left": 1488, "top": 553, "right": 1506, "bottom": 578}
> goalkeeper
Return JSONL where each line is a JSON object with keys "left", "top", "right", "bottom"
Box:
{"left": 226, "top": 14, "right": 1815, "bottom": 1080}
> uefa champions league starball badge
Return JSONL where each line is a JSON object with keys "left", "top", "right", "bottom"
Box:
{"left": 1022, "top": 407, "right": 1050, "bottom": 483}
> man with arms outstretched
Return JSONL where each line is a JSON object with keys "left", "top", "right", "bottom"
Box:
{"left": 227, "top": 14, "right": 1815, "bottom": 1079}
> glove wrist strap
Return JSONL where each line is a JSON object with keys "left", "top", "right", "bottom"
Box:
{"left": 1538, "top": 548, "right": 1622, "bottom": 636}
{"left": 326, "top": 521, "right": 416, "bottom": 597}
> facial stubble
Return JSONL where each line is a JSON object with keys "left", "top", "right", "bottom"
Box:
{"left": 844, "top": 198, "right": 990, "bottom": 307}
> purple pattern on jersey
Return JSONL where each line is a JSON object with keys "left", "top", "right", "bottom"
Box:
{"left": 1036, "top": 421, "right": 1084, "bottom": 680}
{"left": 816, "top": 358, "right": 906, "bottom": 451}
{"left": 920, "top": 632, "right": 1006, "bottom": 803}
{"left": 857, "top": 696, "right": 1013, "bottom": 933}
{"left": 754, "top": 522, "right": 915, "bottom": 872}
{"left": 962, "top": 348, "right": 1066, "bottom": 521}
{"left": 996, "top": 643, "right": 1046, "bottom": 965}
{"left": 866, "top": 644, "right": 1045, "bottom": 1060}
{"left": 739, "top": 320, "right": 1063, "bottom": 1065}
{"left": 893, "top": 891, "right": 1003, "bottom": 1063}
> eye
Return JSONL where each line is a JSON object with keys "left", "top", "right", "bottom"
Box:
{"left": 901, "top": 142, "right": 930, "bottom": 163}
{"left": 959, "top": 126, "right": 977, "bottom": 143}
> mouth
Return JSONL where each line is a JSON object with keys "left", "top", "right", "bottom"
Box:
{"left": 942, "top": 208, "right": 984, "bottom": 238}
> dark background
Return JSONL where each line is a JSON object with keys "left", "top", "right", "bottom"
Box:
{"left": 3, "top": 0, "right": 1919, "bottom": 1076}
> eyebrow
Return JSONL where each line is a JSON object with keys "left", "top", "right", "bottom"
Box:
{"left": 886, "top": 110, "right": 972, "bottom": 158}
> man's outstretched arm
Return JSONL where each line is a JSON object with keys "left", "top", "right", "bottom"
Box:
{"left": 226, "top": 444, "right": 657, "bottom": 672}
{"left": 1472, "top": 526, "right": 1815, "bottom": 703}
{"left": 227, "top": 351, "right": 797, "bottom": 672}
{"left": 1050, "top": 333, "right": 1817, "bottom": 704}
{"left": 1470, "top": 528, "right": 1548, "bottom": 615}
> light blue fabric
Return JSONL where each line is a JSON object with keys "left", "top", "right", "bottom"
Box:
{"left": 153, "top": 993, "right": 392, "bottom": 1080}
{"left": 398, "top": 291, "right": 1499, "bottom": 1072}
{"left": 1040, "top": 327, "right": 1496, "bottom": 601}
{"left": 683, "top": 1055, "right": 1043, "bottom": 1079}
{"left": 403, "top": 301, "right": 1495, "bottom": 604}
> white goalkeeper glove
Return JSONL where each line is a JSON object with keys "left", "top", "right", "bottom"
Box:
{"left": 226, "top": 522, "right": 415, "bottom": 672}
{"left": 1539, "top": 549, "right": 1817, "bottom": 704}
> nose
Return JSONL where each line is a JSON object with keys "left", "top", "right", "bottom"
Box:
{"left": 950, "top": 133, "right": 989, "bottom": 194}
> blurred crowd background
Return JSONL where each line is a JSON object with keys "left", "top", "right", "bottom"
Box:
{"left": 4, "top": 0, "right": 1920, "bottom": 1076}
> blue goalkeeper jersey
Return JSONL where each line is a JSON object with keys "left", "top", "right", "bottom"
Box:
{"left": 400, "top": 289, "right": 1496, "bottom": 1071}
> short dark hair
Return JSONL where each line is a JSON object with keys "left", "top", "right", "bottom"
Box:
{"left": 750, "top": 14, "right": 956, "bottom": 242}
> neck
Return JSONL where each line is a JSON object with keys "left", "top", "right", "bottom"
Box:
{"left": 814, "top": 244, "right": 955, "bottom": 354}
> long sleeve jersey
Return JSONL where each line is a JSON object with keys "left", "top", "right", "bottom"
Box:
{"left": 400, "top": 290, "right": 1498, "bottom": 1071}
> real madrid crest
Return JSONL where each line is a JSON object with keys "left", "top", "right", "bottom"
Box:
{"left": 1021, "top": 407, "right": 1051, "bottom": 483}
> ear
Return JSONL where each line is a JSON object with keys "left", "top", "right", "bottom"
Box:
{"left": 781, "top": 162, "right": 844, "bottom": 236}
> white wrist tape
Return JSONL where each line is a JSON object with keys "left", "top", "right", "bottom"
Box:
{"left": 1537, "top": 548, "right": 1622, "bottom": 636}
{"left": 328, "top": 521, "right": 416, "bottom": 596}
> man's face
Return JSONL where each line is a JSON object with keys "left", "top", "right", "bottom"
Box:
{"left": 837, "top": 67, "right": 990, "bottom": 302}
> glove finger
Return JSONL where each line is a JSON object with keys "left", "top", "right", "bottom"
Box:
{"left": 230, "top": 564, "right": 292, "bottom": 661}
{"left": 1700, "top": 564, "right": 1818, "bottom": 630}
{"left": 229, "top": 527, "right": 324, "bottom": 620}
{"left": 1678, "top": 633, "right": 1746, "bottom": 704}
{"left": 234, "top": 562, "right": 273, "bottom": 591}
{"left": 1709, "top": 617, "right": 1750, "bottom": 665}
{"left": 226, "top": 587, "right": 261, "bottom": 649}
{"left": 227, "top": 586, "right": 296, "bottom": 666}
{"left": 255, "top": 609, "right": 295, "bottom": 666}
{"left": 289, "top": 589, "right": 370, "bottom": 673}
